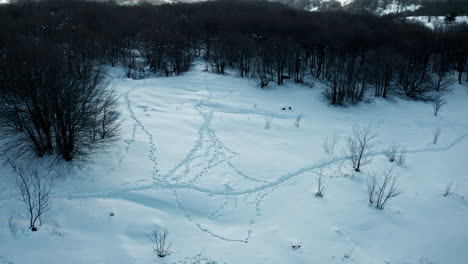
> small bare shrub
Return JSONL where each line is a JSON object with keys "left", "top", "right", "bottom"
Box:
{"left": 345, "top": 126, "right": 376, "bottom": 172}
{"left": 419, "top": 257, "right": 434, "bottom": 264}
{"left": 367, "top": 168, "right": 401, "bottom": 210}
{"left": 295, "top": 114, "right": 302, "bottom": 128}
{"left": 8, "top": 216, "right": 17, "bottom": 236}
{"left": 314, "top": 169, "right": 326, "bottom": 198}
{"left": 10, "top": 161, "right": 54, "bottom": 231}
{"left": 432, "top": 92, "right": 446, "bottom": 117}
{"left": 396, "top": 150, "right": 406, "bottom": 166}
{"left": 384, "top": 143, "right": 400, "bottom": 162}
{"left": 48, "top": 222, "right": 64, "bottom": 237}
{"left": 150, "top": 225, "right": 172, "bottom": 258}
{"left": 322, "top": 135, "right": 337, "bottom": 155}
{"left": 366, "top": 173, "right": 378, "bottom": 205}
{"left": 343, "top": 248, "right": 355, "bottom": 260}
{"left": 191, "top": 253, "right": 204, "bottom": 264}
{"left": 432, "top": 127, "right": 441, "bottom": 144}
{"left": 443, "top": 180, "right": 456, "bottom": 197}
{"left": 264, "top": 116, "right": 273, "bottom": 129}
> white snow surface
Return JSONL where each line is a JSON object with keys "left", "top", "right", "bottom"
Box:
{"left": 1, "top": 63, "right": 468, "bottom": 264}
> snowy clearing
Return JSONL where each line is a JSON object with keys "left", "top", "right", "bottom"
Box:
{"left": 1, "top": 64, "right": 468, "bottom": 264}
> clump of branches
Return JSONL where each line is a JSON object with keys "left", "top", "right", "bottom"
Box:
{"left": 432, "top": 92, "right": 446, "bottom": 117}
{"left": 9, "top": 161, "right": 54, "bottom": 231}
{"left": 345, "top": 126, "right": 376, "bottom": 172}
{"left": 0, "top": 39, "right": 120, "bottom": 161}
{"left": 443, "top": 180, "right": 456, "bottom": 197}
{"left": 366, "top": 168, "right": 401, "bottom": 210}
{"left": 322, "top": 134, "right": 337, "bottom": 155}
{"left": 385, "top": 143, "right": 406, "bottom": 166}
{"left": 314, "top": 169, "right": 326, "bottom": 198}
{"left": 384, "top": 143, "right": 400, "bottom": 162}
{"left": 432, "top": 127, "right": 441, "bottom": 144}
{"left": 419, "top": 257, "right": 434, "bottom": 264}
{"left": 264, "top": 116, "right": 273, "bottom": 129}
{"left": 150, "top": 225, "right": 172, "bottom": 258}
{"left": 295, "top": 114, "right": 302, "bottom": 128}
{"left": 396, "top": 150, "right": 406, "bottom": 166}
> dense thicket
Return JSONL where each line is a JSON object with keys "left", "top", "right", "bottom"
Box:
{"left": 0, "top": 38, "right": 119, "bottom": 161}
{"left": 1, "top": 0, "right": 467, "bottom": 111}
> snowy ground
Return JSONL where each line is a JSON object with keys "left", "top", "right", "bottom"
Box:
{"left": 407, "top": 16, "right": 468, "bottom": 30}
{"left": 1, "top": 64, "right": 468, "bottom": 264}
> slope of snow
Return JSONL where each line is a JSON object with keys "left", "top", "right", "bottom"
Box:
{"left": 1, "top": 63, "right": 468, "bottom": 264}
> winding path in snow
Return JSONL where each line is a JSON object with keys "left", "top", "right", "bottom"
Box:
{"left": 54, "top": 75, "right": 468, "bottom": 243}
{"left": 62, "top": 131, "right": 468, "bottom": 200}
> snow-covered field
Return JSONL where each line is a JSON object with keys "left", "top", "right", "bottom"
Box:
{"left": 1, "top": 64, "right": 468, "bottom": 264}
{"left": 407, "top": 16, "right": 468, "bottom": 30}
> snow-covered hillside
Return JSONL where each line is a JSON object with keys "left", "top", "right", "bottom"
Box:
{"left": 1, "top": 64, "right": 467, "bottom": 264}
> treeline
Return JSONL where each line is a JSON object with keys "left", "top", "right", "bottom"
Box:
{"left": 0, "top": 0, "right": 468, "bottom": 160}
{"left": 0, "top": 0, "right": 467, "bottom": 100}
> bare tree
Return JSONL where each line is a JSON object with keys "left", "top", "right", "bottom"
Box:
{"left": 345, "top": 126, "right": 376, "bottom": 172}
{"left": 432, "top": 127, "right": 441, "bottom": 144}
{"left": 10, "top": 161, "right": 54, "bottom": 231}
{"left": 150, "top": 225, "right": 172, "bottom": 258}
{"left": 432, "top": 92, "right": 446, "bottom": 117}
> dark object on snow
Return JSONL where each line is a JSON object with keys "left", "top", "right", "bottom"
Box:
{"left": 291, "top": 244, "right": 301, "bottom": 250}
{"left": 282, "top": 107, "right": 286, "bottom": 110}
{"left": 282, "top": 106, "right": 293, "bottom": 111}
{"left": 31, "top": 227, "right": 37, "bottom": 232}
{"left": 110, "top": 212, "right": 115, "bottom": 216}
{"left": 289, "top": 107, "right": 292, "bottom": 110}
